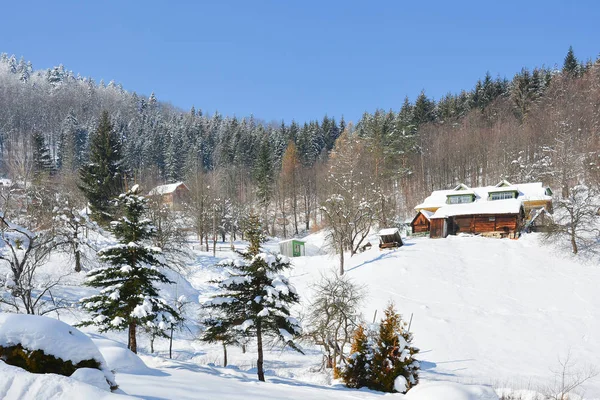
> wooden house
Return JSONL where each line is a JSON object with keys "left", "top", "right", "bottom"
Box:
{"left": 377, "top": 228, "right": 404, "bottom": 249}
{"left": 410, "top": 210, "right": 433, "bottom": 235}
{"left": 429, "top": 199, "right": 524, "bottom": 239}
{"left": 148, "top": 182, "right": 190, "bottom": 211}
{"left": 414, "top": 180, "right": 551, "bottom": 239}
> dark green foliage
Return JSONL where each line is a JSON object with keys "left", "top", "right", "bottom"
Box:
{"left": 32, "top": 131, "right": 53, "bottom": 177}
{"left": 254, "top": 139, "right": 274, "bottom": 206}
{"left": 563, "top": 46, "right": 579, "bottom": 76}
{"left": 412, "top": 91, "right": 436, "bottom": 125}
{"left": 0, "top": 344, "right": 117, "bottom": 390}
{"left": 78, "top": 185, "right": 181, "bottom": 353}
{"left": 339, "top": 324, "right": 371, "bottom": 388}
{"left": 79, "top": 111, "right": 124, "bottom": 224}
{"left": 341, "top": 303, "right": 419, "bottom": 393}
{"left": 201, "top": 213, "right": 302, "bottom": 381}
{"left": 370, "top": 304, "right": 419, "bottom": 393}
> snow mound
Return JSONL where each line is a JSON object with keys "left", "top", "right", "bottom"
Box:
{"left": 91, "top": 336, "right": 151, "bottom": 374}
{"left": 404, "top": 382, "right": 499, "bottom": 400}
{"left": 0, "top": 313, "right": 115, "bottom": 387}
{"left": 70, "top": 368, "right": 111, "bottom": 391}
{"left": 0, "top": 361, "right": 135, "bottom": 400}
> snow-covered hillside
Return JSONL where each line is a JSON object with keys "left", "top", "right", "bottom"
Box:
{"left": 1, "top": 232, "right": 599, "bottom": 399}
{"left": 291, "top": 233, "right": 600, "bottom": 396}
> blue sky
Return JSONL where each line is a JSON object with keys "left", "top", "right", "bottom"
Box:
{"left": 1, "top": 1, "right": 599, "bottom": 123}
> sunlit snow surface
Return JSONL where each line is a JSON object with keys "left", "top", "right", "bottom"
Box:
{"left": 1, "top": 232, "right": 599, "bottom": 399}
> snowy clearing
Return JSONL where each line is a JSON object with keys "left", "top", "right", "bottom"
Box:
{"left": 1, "top": 232, "right": 599, "bottom": 399}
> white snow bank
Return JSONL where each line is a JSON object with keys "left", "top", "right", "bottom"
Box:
{"left": 0, "top": 313, "right": 115, "bottom": 386}
{"left": 91, "top": 335, "right": 151, "bottom": 374}
{"left": 0, "top": 361, "right": 136, "bottom": 400}
{"left": 70, "top": 368, "right": 111, "bottom": 391}
{"left": 404, "top": 382, "right": 499, "bottom": 400}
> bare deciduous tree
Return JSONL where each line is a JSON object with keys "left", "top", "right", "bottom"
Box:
{"left": 304, "top": 273, "right": 365, "bottom": 372}
{"left": 542, "top": 350, "right": 599, "bottom": 400}
{"left": 544, "top": 185, "right": 600, "bottom": 254}
{"left": 0, "top": 213, "right": 67, "bottom": 315}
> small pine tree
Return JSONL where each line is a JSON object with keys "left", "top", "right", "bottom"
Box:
{"left": 78, "top": 185, "right": 181, "bottom": 354}
{"left": 201, "top": 213, "right": 302, "bottom": 382}
{"left": 341, "top": 303, "right": 419, "bottom": 393}
{"left": 340, "top": 324, "right": 372, "bottom": 388}
{"left": 79, "top": 111, "right": 124, "bottom": 225}
{"left": 370, "top": 303, "right": 419, "bottom": 393}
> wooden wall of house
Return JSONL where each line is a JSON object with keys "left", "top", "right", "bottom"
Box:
{"left": 451, "top": 214, "right": 520, "bottom": 236}
{"left": 430, "top": 219, "right": 446, "bottom": 238}
{"left": 411, "top": 213, "right": 430, "bottom": 233}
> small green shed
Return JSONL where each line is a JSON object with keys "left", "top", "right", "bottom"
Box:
{"left": 279, "top": 239, "right": 306, "bottom": 257}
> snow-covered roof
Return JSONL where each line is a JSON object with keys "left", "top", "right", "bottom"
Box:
{"left": 415, "top": 181, "right": 552, "bottom": 210}
{"left": 279, "top": 238, "right": 305, "bottom": 244}
{"left": 420, "top": 210, "right": 434, "bottom": 221}
{"left": 430, "top": 198, "right": 523, "bottom": 219}
{"left": 148, "top": 182, "right": 188, "bottom": 196}
{"left": 378, "top": 228, "right": 400, "bottom": 236}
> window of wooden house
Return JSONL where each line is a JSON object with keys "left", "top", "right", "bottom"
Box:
{"left": 489, "top": 191, "right": 516, "bottom": 201}
{"left": 447, "top": 195, "right": 473, "bottom": 204}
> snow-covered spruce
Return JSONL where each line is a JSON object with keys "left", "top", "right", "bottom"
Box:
{"left": 78, "top": 185, "right": 181, "bottom": 354}
{"left": 201, "top": 213, "right": 302, "bottom": 382}
{"left": 341, "top": 303, "right": 419, "bottom": 393}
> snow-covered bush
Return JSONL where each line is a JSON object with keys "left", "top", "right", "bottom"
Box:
{"left": 340, "top": 303, "right": 419, "bottom": 393}
{"left": 0, "top": 313, "right": 117, "bottom": 391}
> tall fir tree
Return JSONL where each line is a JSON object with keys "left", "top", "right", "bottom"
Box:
{"left": 31, "top": 131, "right": 53, "bottom": 178}
{"left": 254, "top": 138, "right": 274, "bottom": 214}
{"left": 563, "top": 45, "right": 579, "bottom": 77}
{"left": 201, "top": 213, "right": 302, "bottom": 382}
{"left": 78, "top": 185, "right": 181, "bottom": 353}
{"left": 79, "top": 111, "right": 124, "bottom": 224}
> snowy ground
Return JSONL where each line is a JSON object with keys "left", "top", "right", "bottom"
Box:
{"left": 1, "top": 232, "right": 599, "bottom": 399}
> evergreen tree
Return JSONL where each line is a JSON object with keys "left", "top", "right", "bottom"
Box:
{"left": 201, "top": 214, "right": 302, "bottom": 381}
{"left": 79, "top": 111, "right": 124, "bottom": 224}
{"left": 31, "top": 131, "right": 53, "bottom": 178}
{"left": 563, "top": 46, "right": 579, "bottom": 77}
{"left": 340, "top": 324, "right": 372, "bottom": 388}
{"left": 254, "top": 138, "right": 274, "bottom": 209}
{"left": 412, "top": 91, "right": 435, "bottom": 125}
{"left": 341, "top": 303, "right": 419, "bottom": 393}
{"left": 370, "top": 303, "right": 419, "bottom": 393}
{"left": 78, "top": 185, "right": 181, "bottom": 353}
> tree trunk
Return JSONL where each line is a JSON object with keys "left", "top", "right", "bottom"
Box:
{"left": 571, "top": 231, "right": 578, "bottom": 254}
{"left": 169, "top": 325, "right": 174, "bottom": 359}
{"left": 223, "top": 342, "right": 228, "bottom": 367}
{"left": 128, "top": 321, "right": 137, "bottom": 354}
{"left": 74, "top": 249, "right": 81, "bottom": 272}
{"left": 292, "top": 192, "right": 298, "bottom": 235}
{"left": 339, "top": 240, "right": 345, "bottom": 276}
{"left": 212, "top": 210, "right": 217, "bottom": 257}
{"left": 256, "top": 319, "right": 265, "bottom": 382}
{"left": 150, "top": 336, "right": 155, "bottom": 353}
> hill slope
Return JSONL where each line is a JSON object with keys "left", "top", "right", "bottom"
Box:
{"left": 289, "top": 233, "right": 600, "bottom": 396}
